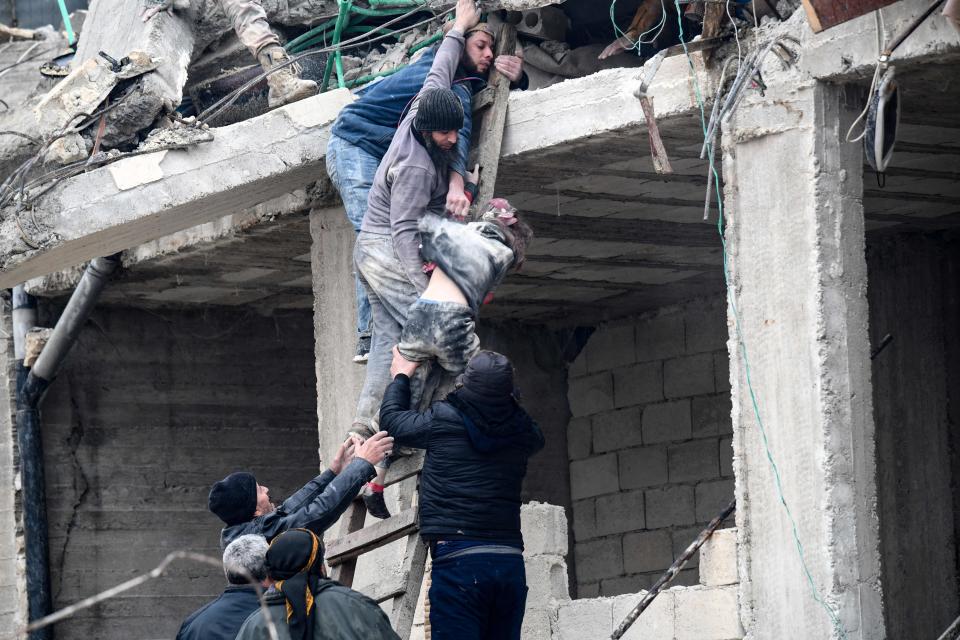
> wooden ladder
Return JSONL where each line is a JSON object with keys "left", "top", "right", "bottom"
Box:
{"left": 326, "top": 452, "right": 427, "bottom": 639}
{"left": 324, "top": 23, "right": 518, "bottom": 640}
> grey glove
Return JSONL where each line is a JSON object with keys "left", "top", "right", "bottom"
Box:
{"left": 141, "top": 0, "right": 174, "bottom": 22}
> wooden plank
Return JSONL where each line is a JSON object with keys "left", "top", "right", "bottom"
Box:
{"left": 472, "top": 86, "right": 495, "bottom": 112}
{"left": 327, "top": 499, "right": 367, "bottom": 587}
{"left": 361, "top": 573, "right": 409, "bottom": 603}
{"left": 801, "top": 0, "right": 900, "bottom": 32}
{"left": 325, "top": 507, "right": 419, "bottom": 565}
{"left": 384, "top": 451, "right": 425, "bottom": 487}
{"left": 470, "top": 24, "right": 517, "bottom": 217}
{"left": 390, "top": 534, "right": 429, "bottom": 640}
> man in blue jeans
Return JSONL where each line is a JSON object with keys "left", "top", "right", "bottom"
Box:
{"left": 326, "top": 12, "right": 526, "bottom": 363}
{"left": 380, "top": 350, "right": 544, "bottom": 640}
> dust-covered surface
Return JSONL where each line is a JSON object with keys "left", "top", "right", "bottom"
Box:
{"left": 136, "top": 122, "right": 214, "bottom": 152}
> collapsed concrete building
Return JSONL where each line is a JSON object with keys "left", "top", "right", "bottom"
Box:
{"left": 0, "top": 0, "right": 958, "bottom": 638}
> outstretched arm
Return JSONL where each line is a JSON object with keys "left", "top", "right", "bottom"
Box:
{"left": 271, "top": 457, "right": 376, "bottom": 537}
{"left": 421, "top": 0, "right": 480, "bottom": 93}
{"left": 379, "top": 362, "right": 434, "bottom": 450}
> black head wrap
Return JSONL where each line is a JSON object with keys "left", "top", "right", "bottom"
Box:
{"left": 265, "top": 529, "right": 324, "bottom": 640}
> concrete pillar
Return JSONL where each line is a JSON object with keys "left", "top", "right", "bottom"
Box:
{"left": 0, "top": 301, "right": 25, "bottom": 636}
{"left": 309, "top": 205, "right": 365, "bottom": 468}
{"left": 722, "top": 82, "right": 884, "bottom": 639}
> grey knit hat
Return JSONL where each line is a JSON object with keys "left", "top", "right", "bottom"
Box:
{"left": 414, "top": 88, "right": 464, "bottom": 133}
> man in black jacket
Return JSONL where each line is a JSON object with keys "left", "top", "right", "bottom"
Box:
{"left": 176, "top": 534, "right": 270, "bottom": 640}
{"left": 380, "top": 349, "right": 544, "bottom": 640}
{"left": 209, "top": 431, "right": 393, "bottom": 549}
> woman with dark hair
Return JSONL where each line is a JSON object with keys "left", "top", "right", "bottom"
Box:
{"left": 234, "top": 528, "right": 399, "bottom": 640}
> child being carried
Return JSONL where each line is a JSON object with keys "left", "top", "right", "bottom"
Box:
{"left": 396, "top": 198, "right": 533, "bottom": 375}
{"left": 361, "top": 199, "right": 533, "bottom": 520}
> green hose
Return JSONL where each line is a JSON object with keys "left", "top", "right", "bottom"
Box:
{"left": 330, "top": 0, "right": 354, "bottom": 89}
{"left": 286, "top": 16, "right": 339, "bottom": 52}
{"left": 56, "top": 0, "right": 76, "bottom": 45}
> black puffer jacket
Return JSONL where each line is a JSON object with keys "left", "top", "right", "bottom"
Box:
{"left": 219, "top": 459, "right": 375, "bottom": 550}
{"left": 379, "top": 372, "right": 544, "bottom": 543}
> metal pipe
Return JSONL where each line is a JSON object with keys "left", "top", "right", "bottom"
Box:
{"left": 12, "top": 254, "right": 121, "bottom": 639}
{"left": 12, "top": 284, "right": 36, "bottom": 361}
{"left": 31, "top": 255, "right": 120, "bottom": 383}
{"left": 12, "top": 285, "right": 50, "bottom": 640}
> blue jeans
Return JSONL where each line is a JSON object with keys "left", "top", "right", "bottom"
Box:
{"left": 429, "top": 547, "right": 528, "bottom": 640}
{"left": 325, "top": 133, "right": 378, "bottom": 337}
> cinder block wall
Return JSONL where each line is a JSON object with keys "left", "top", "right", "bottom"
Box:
{"left": 566, "top": 297, "right": 733, "bottom": 597}
{"left": 868, "top": 232, "right": 960, "bottom": 640}
{"left": 36, "top": 305, "right": 319, "bottom": 639}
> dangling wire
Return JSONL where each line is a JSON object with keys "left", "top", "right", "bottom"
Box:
{"left": 727, "top": 0, "right": 742, "bottom": 65}
{"left": 846, "top": 8, "right": 887, "bottom": 142}
{"left": 609, "top": 0, "right": 669, "bottom": 52}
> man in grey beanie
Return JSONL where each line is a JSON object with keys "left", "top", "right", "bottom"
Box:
{"left": 350, "top": 0, "right": 484, "bottom": 519}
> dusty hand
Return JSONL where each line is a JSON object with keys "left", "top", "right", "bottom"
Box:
{"left": 598, "top": 36, "right": 630, "bottom": 60}
{"left": 391, "top": 345, "right": 421, "bottom": 379}
{"left": 357, "top": 431, "right": 395, "bottom": 466}
{"left": 330, "top": 435, "right": 360, "bottom": 474}
{"left": 453, "top": 0, "right": 481, "bottom": 33}
{"left": 494, "top": 54, "right": 524, "bottom": 83}
{"left": 446, "top": 172, "right": 470, "bottom": 219}
{"left": 465, "top": 162, "right": 480, "bottom": 185}
{"left": 141, "top": 0, "right": 174, "bottom": 22}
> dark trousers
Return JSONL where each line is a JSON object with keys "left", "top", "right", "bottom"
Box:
{"left": 429, "top": 552, "right": 528, "bottom": 640}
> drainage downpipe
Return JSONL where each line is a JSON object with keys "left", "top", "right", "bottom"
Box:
{"left": 13, "top": 255, "right": 121, "bottom": 639}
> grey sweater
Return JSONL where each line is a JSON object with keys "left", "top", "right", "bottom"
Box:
{"left": 361, "top": 29, "right": 466, "bottom": 293}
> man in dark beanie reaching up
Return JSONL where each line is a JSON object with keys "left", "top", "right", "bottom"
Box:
{"left": 350, "top": 0, "right": 486, "bottom": 518}
{"left": 208, "top": 431, "right": 393, "bottom": 549}
{"left": 380, "top": 350, "right": 545, "bottom": 640}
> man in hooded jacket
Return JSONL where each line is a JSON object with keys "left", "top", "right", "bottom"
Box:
{"left": 380, "top": 349, "right": 545, "bottom": 640}
{"left": 234, "top": 528, "right": 399, "bottom": 640}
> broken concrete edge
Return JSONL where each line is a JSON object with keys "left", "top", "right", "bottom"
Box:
{"left": 0, "top": 88, "right": 355, "bottom": 289}
{"left": 24, "top": 190, "right": 313, "bottom": 296}
{"left": 0, "top": 57, "right": 711, "bottom": 289}
{"left": 501, "top": 52, "right": 716, "bottom": 159}
{"left": 761, "top": 1, "right": 960, "bottom": 83}
{"left": 4, "top": 7, "right": 957, "bottom": 289}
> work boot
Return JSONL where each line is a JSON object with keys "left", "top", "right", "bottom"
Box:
{"left": 257, "top": 45, "right": 318, "bottom": 108}
{"left": 363, "top": 483, "right": 391, "bottom": 519}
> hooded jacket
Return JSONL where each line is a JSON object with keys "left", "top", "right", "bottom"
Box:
{"left": 218, "top": 458, "right": 375, "bottom": 550}
{"left": 418, "top": 213, "right": 515, "bottom": 314}
{"left": 234, "top": 582, "right": 399, "bottom": 640}
{"left": 378, "top": 372, "right": 544, "bottom": 542}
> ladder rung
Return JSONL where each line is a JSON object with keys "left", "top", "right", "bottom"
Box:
{"left": 384, "top": 451, "right": 424, "bottom": 487}
{"left": 326, "top": 506, "right": 419, "bottom": 566}
{"left": 362, "top": 572, "right": 409, "bottom": 603}
{"left": 472, "top": 86, "right": 495, "bottom": 113}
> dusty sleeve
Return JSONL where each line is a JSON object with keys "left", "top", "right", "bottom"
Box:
{"left": 388, "top": 165, "right": 433, "bottom": 292}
